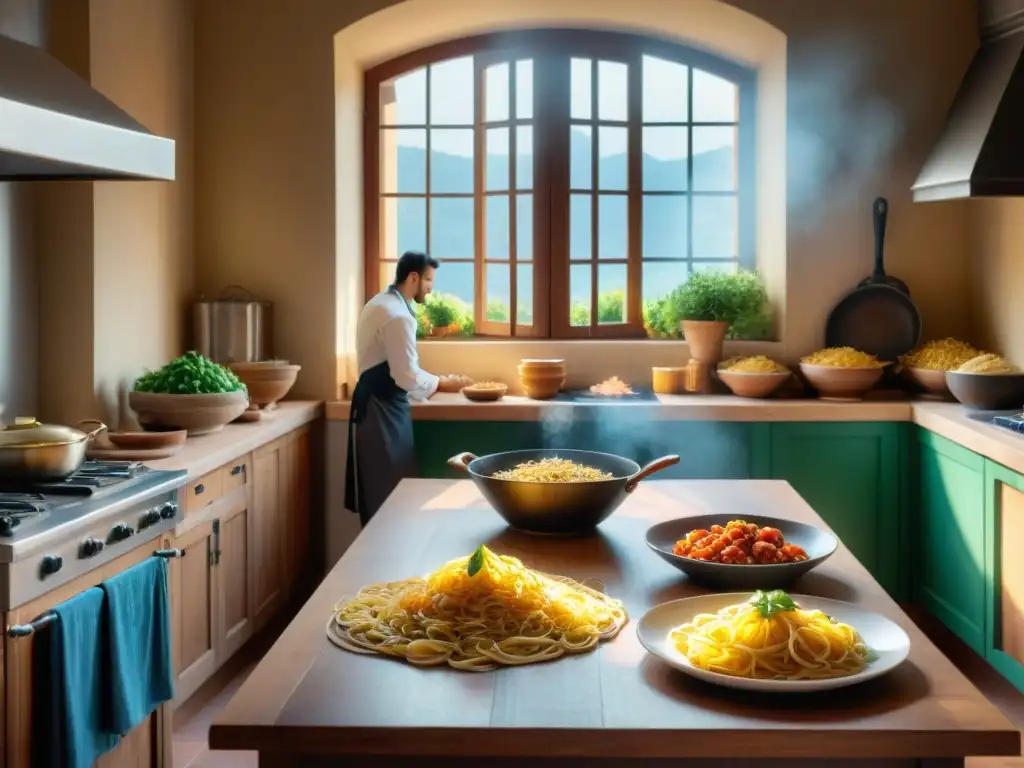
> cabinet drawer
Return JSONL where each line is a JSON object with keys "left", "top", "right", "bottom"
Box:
{"left": 224, "top": 458, "right": 249, "bottom": 492}
{"left": 187, "top": 469, "right": 224, "bottom": 513}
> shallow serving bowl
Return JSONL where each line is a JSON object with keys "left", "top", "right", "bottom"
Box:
{"left": 799, "top": 363, "right": 887, "bottom": 402}
{"left": 129, "top": 390, "right": 249, "bottom": 436}
{"left": 717, "top": 370, "right": 791, "bottom": 399}
{"left": 462, "top": 383, "right": 508, "bottom": 402}
{"left": 645, "top": 513, "right": 838, "bottom": 590}
{"left": 945, "top": 370, "right": 1024, "bottom": 411}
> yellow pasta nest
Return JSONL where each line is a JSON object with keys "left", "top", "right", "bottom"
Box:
{"left": 802, "top": 347, "right": 885, "bottom": 369}
{"left": 671, "top": 591, "right": 870, "bottom": 680}
{"left": 957, "top": 353, "right": 1023, "bottom": 375}
{"left": 720, "top": 355, "right": 789, "bottom": 374}
{"left": 466, "top": 381, "right": 506, "bottom": 390}
{"left": 492, "top": 457, "right": 612, "bottom": 483}
{"left": 327, "top": 546, "right": 628, "bottom": 671}
{"left": 899, "top": 338, "right": 979, "bottom": 371}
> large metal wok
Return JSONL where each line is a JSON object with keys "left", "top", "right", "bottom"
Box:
{"left": 447, "top": 449, "right": 680, "bottom": 535}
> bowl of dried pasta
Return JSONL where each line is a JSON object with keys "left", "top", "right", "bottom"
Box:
{"left": 799, "top": 347, "right": 889, "bottom": 401}
{"left": 717, "top": 356, "right": 791, "bottom": 399}
{"left": 946, "top": 353, "right": 1024, "bottom": 410}
{"left": 899, "top": 338, "right": 979, "bottom": 399}
{"left": 461, "top": 381, "right": 508, "bottom": 402}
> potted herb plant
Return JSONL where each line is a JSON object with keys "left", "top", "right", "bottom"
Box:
{"left": 422, "top": 295, "right": 457, "bottom": 338}
{"left": 665, "top": 270, "right": 769, "bottom": 363}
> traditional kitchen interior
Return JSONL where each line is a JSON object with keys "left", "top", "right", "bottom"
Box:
{"left": 7, "top": 0, "right": 1024, "bottom": 765}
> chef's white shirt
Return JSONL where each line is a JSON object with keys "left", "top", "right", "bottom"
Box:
{"left": 356, "top": 288, "right": 439, "bottom": 401}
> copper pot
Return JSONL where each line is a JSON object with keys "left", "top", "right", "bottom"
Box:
{"left": 0, "top": 418, "right": 107, "bottom": 482}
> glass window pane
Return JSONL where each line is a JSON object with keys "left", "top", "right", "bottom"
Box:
{"left": 597, "top": 263, "right": 627, "bottom": 324}
{"left": 516, "top": 194, "right": 532, "bottom": 260}
{"left": 598, "top": 60, "right": 628, "bottom": 122}
{"left": 642, "top": 56, "right": 688, "bottom": 123}
{"left": 642, "top": 196, "right": 688, "bottom": 259}
{"left": 642, "top": 260, "right": 688, "bottom": 304}
{"left": 516, "top": 126, "right": 533, "bottom": 189}
{"left": 570, "top": 126, "right": 592, "bottom": 190}
{"left": 485, "top": 195, "right": 510, "bottom": 260}
{"left": 486, "top": 128, "right": 509, "bottom": 191}
{"left": 571, "top": 58, "right": 592, "bottom": 120}
{"left": 380, "top": 197, "right": 426, "bottom": 259}
{"left": 380, "top": 68, "right": 426, "bottom": 125}
{"left": 485, "top": 263, "right": 510, "bottom": 322}
{"left": 570, "top": 194, "right": 591, "bottom": 259}
{"left": 380, "top": 128, "right": 425, "bottom": 194}
{"left": 643, "top": 127, "right": 688, "bottom": 192}
{"left": 435, "top": 261, "right": 475, "bottom": 320}
{"left": 485, "top": 63, "right": 509, "bottom": 123}
{"left": 430, "top": 57, "right": 474, "bottom": 125}
{"left": 599, "top": 126, "right": 627, "bottom": 191}
{"left": 692, "top": 195, "right": 737, "bottom": 259}
{"left": 516, "top": 60, "right": 534, "bottom": 120}
{"left": 693, "top": 68, "right": 737, "bottom": 123}
{"left": 430, "top": 129, "right": 474, "bottom": 193}
{"left": 516, "top": 263, "right": 533, "bottom": 325}
{"left": 693, "top": 126, "right": 736, "bottom": 192}
{"left": 570, "top": 264, "right": 592, "bottom": 327}
{"left": 693, "top": 261, "right": 736, "bottom": 275}
{"left": 598, "top": 195, "right": 627, "bottom": 259}
{"left": 430, "top": 198, "right": 474, "bottom": 257}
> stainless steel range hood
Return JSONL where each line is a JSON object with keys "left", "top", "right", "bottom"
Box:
{"left": 0, "top": 33, "right": 174, "bottom": 181}
{"left": 913, "top": 32, "right": 1024, "bottom": 202}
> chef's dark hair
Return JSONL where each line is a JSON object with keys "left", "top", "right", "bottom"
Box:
{"left": 394, "top": 251, "right": 439, "bottom": 285}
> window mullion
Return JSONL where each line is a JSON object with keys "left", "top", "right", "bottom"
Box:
{"left": 627, "top": 51, "right": 643, "bottom": 334}
{"left": 472, "top": 56, "right": 486, "bottom": 331}
{"left": 542, "top": 52, "right": 571, "bottom": 338}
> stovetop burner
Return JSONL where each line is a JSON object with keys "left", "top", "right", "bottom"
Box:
{"left": 0, "top": 496, "right": 46, "bottom": 537}
{"left": 0, "top": 460, "right": 147, "bottom": 497}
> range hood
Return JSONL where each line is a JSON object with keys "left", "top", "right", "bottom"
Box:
{"left": 913, "top": 32, "right": 1024, "bottom": 202}
{"left": 0, "top": 33, "right": 174, "bottom": 181}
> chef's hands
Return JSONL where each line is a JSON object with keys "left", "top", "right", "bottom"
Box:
{"left": 437, "top": 374, "right": 474, "bottom": 393}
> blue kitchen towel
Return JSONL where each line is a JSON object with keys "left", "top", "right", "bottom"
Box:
{"left": 993, "top": 414, "right": 1024, "bottom": 434}
{"left": 32, "top": 587, "right": 121, "bottom": 768}
{"left": 99, "top": 557, "right": 175, "bottom": 734}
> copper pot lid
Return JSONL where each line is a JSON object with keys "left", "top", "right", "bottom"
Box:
{"left": 0, "top": 418, "right": 107, "bottom": 448}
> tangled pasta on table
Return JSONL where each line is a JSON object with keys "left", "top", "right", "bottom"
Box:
{"left": 326, "top": 545, "right": 628, "bottom": 671}
{"left": 672, "top": 590, "right": 872, "bottom": 680}
{"left": 492, "top": 457, "right": 612, "bottom": 483}
{"left": 673, "top": 520, "right": 809, "bottom": 564}
{"left": 590, "top": 376, "right": 634, "bottom": 396}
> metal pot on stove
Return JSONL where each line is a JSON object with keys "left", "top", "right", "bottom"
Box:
{"left": 0, "top": 418, "right": 107, "bottom": 483}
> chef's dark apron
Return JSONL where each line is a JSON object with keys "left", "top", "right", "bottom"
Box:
{"left": 345, "top": 287, "right": 420, "bottom": 526}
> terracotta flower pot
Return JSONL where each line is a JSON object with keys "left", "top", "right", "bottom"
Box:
{"left": 681, "top": 320, "right": 729, "bottom": 364}
{"left": 430, "top": 326, "right": 449, "bottom": 338}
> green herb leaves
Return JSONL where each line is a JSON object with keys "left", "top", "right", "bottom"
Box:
{"left": 132, "top": 350, "right": 246, "bottom": 395}
{"left": 467, "top": 546, "right": 485, "bottom": 578}
{"left": 749, "top": 589, "right": 797, "bottom": 619}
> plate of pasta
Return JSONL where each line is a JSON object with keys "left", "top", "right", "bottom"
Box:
{"left": 637, "top": 590, "right": 910, "bottom": 692}
{"left": 646, "top": 514, "right": 837, "bottom": 589}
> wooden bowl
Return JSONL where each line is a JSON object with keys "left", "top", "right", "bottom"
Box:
{"left": 717, "top": 370, "right": 791, "bottom": 399}
{"left": 128, "top": 390, "right": 249, "bottom": 436}
{"left": 462, "top": 383, "right": 507, "bottom": 402}
{"left": 799, "top": 363, "right": 887, "bottom": 402}
{"left": 228, "top": 362, "right": 301, "bottom": 408}
{"left": 106, "top": 429, "right": 188, "bottom": 450}
{"left": 903, "top": 366, "right": 952, "bottom": 400}
{"left": 945, "top": 371, "right": 1024, "bottom": 410}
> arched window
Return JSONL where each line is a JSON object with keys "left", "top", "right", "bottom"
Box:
{"left": 364, "top": 30, "right": 756, "bottom": 339}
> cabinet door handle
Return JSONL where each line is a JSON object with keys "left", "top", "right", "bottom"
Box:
{"left": 194, "top": 483, "right": 205, "bottom": 496}
{"left": 231, "top": 464, "right": 244, "bottom": 476}
{"left": 212, "top": 518, "right": 222, "bottom": 565}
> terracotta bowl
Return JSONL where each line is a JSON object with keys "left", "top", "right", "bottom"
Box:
{"left": 462, "top": 383, "right": 508, "bottom": 402}
{"left": 799, "top": 363, "right": 887, "bottom": 402}
{"left": 517, "top": 364, "right": 566, "bottom": 400}
{"left": 228, "top": 362, "right": 301, "bottom": 408}
{"left": 106, "top": 429, "right": 188, "bottom": 450}
{"left": 717, "top": 370, "right": 791, "bottom": 399}
{"left": 903, "top": 366, "right": 952, "bottom": 400}
{"left": 128, "top": 390, "right": 249, "bottom": 436}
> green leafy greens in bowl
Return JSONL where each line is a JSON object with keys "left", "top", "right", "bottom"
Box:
{"left": 133, "top": 351, "right": 246, "bottom": 395}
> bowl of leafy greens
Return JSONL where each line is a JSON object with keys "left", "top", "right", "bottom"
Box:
{"left": 129, "top": 351, "right": 250, "bottom": 436}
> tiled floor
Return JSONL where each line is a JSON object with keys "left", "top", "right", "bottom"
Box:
{"left": 172, "top": 605, "right": 1024, "bottom": 767}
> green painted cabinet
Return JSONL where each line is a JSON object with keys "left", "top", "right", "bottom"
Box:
{"left": 768, "top": 422, "right": 905, "bottom": 598}
{"left": 984, "top": 459, "right": 1024, "bottom": 692}
{"left": 914, "top": 429, "right": 987, "bottom": 654}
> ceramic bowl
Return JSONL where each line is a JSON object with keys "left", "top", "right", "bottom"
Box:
{"left": 717, "top": 370, "right": 791, "bottom": 399}
{"left": 228, "top": 362, "right": 301, "bottom": 408}
{"left": 799, "top": 363, "right": 887, "bottom": 402}
{"left": 903, "top": 366, "right": 952, "bottom": 400}
{"left": 945, "top": 371, "right": 1024, "bottom": 411}
{"left": 128, "top": 390, "right": 249, "bottom": 436}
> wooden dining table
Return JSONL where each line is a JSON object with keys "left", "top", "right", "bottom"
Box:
{"left": 210, "top": 479, "right": 1020, "bottom": 767}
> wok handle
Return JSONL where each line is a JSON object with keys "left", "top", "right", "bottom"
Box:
{"left": 447, "top": 452, "right": 478, "bottom": 473}
{"left": 77, "top": 419, "right": 108, "bottom": 441}
{"left": 872, "top": 197, "right": 888, "bottom": 281}
{"left": 625, "top": 455, "right": 680, "bottom": 493}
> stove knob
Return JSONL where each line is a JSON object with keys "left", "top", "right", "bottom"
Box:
{"left": 40, "top": 555, "right": 63, "bottom": 577}
{"left": 139, "top": 509, "right": 162, "bottom": 530}
{"left": 108, "top": 523, "right": 134, "bottom": 543}
{"left": 159, "top": 502, "right": 178, "bottom": 520}
{"left": 0, "top": 515, "right": 19, "bottom": 537}
{"left": 80, "top": 537, "right": 105, "bottom": 558}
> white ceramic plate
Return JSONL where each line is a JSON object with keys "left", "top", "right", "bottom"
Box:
{"left": 637, "top": 592, "right": 911, "bottom": 693}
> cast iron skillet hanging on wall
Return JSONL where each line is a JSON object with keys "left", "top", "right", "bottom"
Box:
{"left": 824, "top": 197, "right": 921, "bottom": 362}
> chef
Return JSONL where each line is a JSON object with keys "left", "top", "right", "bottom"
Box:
{"left": 345, "top": 251, "right": 472, "bottom": 525}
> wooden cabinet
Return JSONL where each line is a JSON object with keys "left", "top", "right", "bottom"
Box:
{"left": 984, "top": 459, "right": 1024, "bottom": 692}
{"left": 170, "top": 519, "right": 217, "bottom": 705}
{"left": 915, "top": 429, "right": 987, "bottom": 653}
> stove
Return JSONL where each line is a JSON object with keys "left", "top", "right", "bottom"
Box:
{"left": 0, "top": 460, "right": 187, "bottom": 610}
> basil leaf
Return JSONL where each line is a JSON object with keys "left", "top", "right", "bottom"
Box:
{"left": 467, "top": 546, "right": 485, "bottom": 577}
{"left": 749, "top": 589, "right": 797, "bottom": 619}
